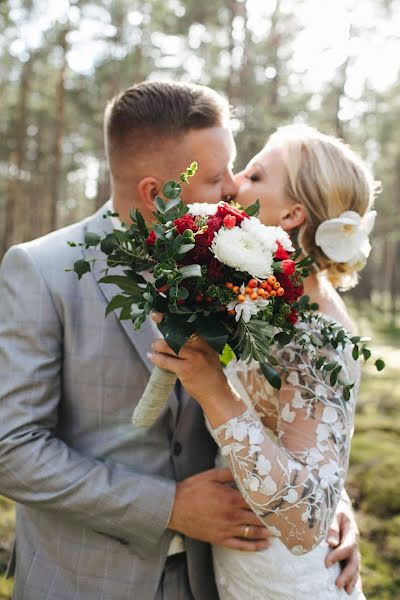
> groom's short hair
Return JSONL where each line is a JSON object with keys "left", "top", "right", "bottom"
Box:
{"left": 104, "top": 81, "right": 230, "bottom": 167}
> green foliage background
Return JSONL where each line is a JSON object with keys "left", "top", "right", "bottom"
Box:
{"left": 1, "top": 0, "right": 400, "bottom": 597}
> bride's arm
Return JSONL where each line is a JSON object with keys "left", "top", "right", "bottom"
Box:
{"left": 210, "top": 341, "right": 359, "bottom": 555}
{"left": 148, "top": 334, "right": 360, "bottom": 555}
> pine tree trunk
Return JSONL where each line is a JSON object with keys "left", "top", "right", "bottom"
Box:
{"left": 49, "top": 26, "right": 68, "bottom": 233}
{"left": 2, "top": 57, "right": 33, "bottom": 255}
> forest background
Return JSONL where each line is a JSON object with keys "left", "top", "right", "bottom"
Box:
{"left": 0, "top": 0, "right": 399, "bottom": 598}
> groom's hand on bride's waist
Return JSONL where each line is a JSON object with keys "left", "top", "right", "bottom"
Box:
{"left": 168, "top": 467, "right": 272, "bottom": 552}
{"left": 325, "top": 500, "right": 361, "bottom": 595}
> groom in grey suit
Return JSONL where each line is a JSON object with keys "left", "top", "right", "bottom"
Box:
{"left": 0, "top": 81, "right": 361, "bottom": 599}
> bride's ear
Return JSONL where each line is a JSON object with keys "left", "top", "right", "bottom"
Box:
{"left": 137, "top": 176, "right": 161, "bottom": 213}
{"left": 279, "top": 202, "right": 306, "bottom": 232}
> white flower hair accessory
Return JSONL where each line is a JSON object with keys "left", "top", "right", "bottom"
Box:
{"left": 315, "top": 210, "right": 377, "bottom": 266}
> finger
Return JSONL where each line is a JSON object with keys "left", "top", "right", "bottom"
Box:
{"left": 345, "top": 575, "right": 362, "bottom": 596}
{"left": 235, "top": 525, "right": 271, "bottom": 540}
{"left": 234, "top": 509, "right": 272, "bottom": 528}
{"left": 219, "top": 537, "right": 271, "bottom": 552}
{"left": 147, "top": 350, "right": 183, "bottom": 374}
{"left": 326, "top": 518, "right": 340, "bottom": 548}
{"left": 202, "top": 467, "right": 236, "bottom": 483}
{"left": 150, "top": 312, "right": 164, "bottom": 324}
{"left": 335, "top": 551, "right": 359, "bottom": 591}
{"left": 151, "top": 339, "right": 178, "bottom": 356}
{"left": 325, "top": 541, "right": 355, "bottom": 567}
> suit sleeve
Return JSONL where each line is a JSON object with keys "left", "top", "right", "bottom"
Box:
{"left": 0, "top": 245, "right": 175, "bottom": 557}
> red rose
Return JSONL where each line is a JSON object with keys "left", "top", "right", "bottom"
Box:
{"left": 216, "top": 202, "right": 249, "bottom": 224}
{"left": 287, "top": 308, "right": 299, "bottom": 325}
{"left": 278, "top": 273, "right": 304, "bottom": 302}
{"left": 146, "top": 231, "right": 157, "bottom": 246}
{"left": 275, "top": 241, "right": 289, "bottom": 260}
{"left": 174, "top": 214, "right": 198, "bottom": 234}
{"left": 196, "top": 215, "right": 223, "bottom": 248}
{"left": 281, "top": 259, "right": 296, "bottom": 276}
{"left": 223, "top": 214, "right": 236, "bottom": 229}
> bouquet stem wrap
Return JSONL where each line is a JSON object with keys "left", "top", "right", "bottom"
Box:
{"left": 131, "top": 366, "right": 177, "bottom": 427}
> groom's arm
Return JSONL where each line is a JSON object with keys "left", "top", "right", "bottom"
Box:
{"left": 0, "top": 245, "right": 175, "bottom": 557}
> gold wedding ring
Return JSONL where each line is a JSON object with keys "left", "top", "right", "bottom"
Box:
{"left": 243, "top": 525, "right": 250, "bottom": 539}
{"left": 188, "top": 333, "right": 199, "bottom": 342}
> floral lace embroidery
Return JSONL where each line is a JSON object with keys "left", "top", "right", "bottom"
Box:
{"left": 211, "top": 319, "right": 360, "bottom": 555}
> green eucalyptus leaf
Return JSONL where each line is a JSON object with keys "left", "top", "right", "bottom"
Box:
{"left": 177, "top": 243, "right": 195, "bottom": 254}
{"left": 73, "top": 259, "right": 91, "bottom": 279}
{"left": 84, "top": 232, "right": 101, "bottom": 247}
{"left": 352, "top": 345, "right": 359, "bottom": 360}
{"left": 375, "top": 358, "right": 385, "bottom": 371}
{"left": 100, "top": 233, "right": 119, "bottom": 255}
{"left": 155, "top": 196, "right": 166, "bottom": 213}
{"left": 163, "top": 180, "right": 182, "bottom": 199}
{"left": 179, "top": 264, "right": 202, "bottom": 279}
{"left": 323, "top": 362, "right": 337, "bottom": 372}
{"left": 165, "top": 198, "right": 182, "bottom": 213}
{"left": 177, "top": 287, "right": 189, "bottom": 300}
{"left": 362, "top": 347, "right": 372, "bottom": 361}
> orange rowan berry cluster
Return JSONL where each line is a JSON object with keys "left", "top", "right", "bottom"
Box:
{"left": 225, "top": 276, "right": 285, "bottom": 312}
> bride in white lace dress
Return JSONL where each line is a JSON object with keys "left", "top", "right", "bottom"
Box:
{"left": 149, "top": 125, "right": 377, "bottom": 599}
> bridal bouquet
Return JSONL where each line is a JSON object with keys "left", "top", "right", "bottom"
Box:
{"left": 68, "top": 163, "right": 384, "bottom": 427}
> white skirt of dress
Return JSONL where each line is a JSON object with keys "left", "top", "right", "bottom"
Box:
{"left": 213, "top": 537, "right": 366, "bottom": 600}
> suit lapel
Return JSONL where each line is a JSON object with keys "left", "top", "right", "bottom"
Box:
{"left": 82, "top": 203, "right": 177, "bottom": 396}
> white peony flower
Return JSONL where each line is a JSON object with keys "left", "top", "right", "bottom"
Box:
{"left": 187, "top": 203, "right": 218, "bottom": 217}
{"left": 241, "top": 218, "right": 295, "bottom": 252}
{"left": 211, "top": 224, "right": 275, "bottom": 279}
{"left": 315, "top": 210, "right": 377, "bottom": 264}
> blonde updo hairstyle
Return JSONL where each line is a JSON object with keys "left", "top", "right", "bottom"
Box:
{"left": 267, "top": 124, "right": 378, "bottom": 290}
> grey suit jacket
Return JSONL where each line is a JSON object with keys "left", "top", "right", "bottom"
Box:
{"left": 0, "top": 202, "right": 219, "bottom": 600}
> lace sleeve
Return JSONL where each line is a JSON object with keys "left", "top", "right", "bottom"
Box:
{"left": 210, "top": 325, "right": 361, "bottom": 555}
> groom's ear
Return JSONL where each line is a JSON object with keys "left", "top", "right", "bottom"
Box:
{"left": 137, "top": 177, "right": 162, "bottom": 213}
{"left": 280, "top": 203, "right": 306, "bottom": 232}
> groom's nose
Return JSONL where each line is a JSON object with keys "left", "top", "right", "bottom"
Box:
{"left": 221, "top": 170, "right": 238, "bottom": 202}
